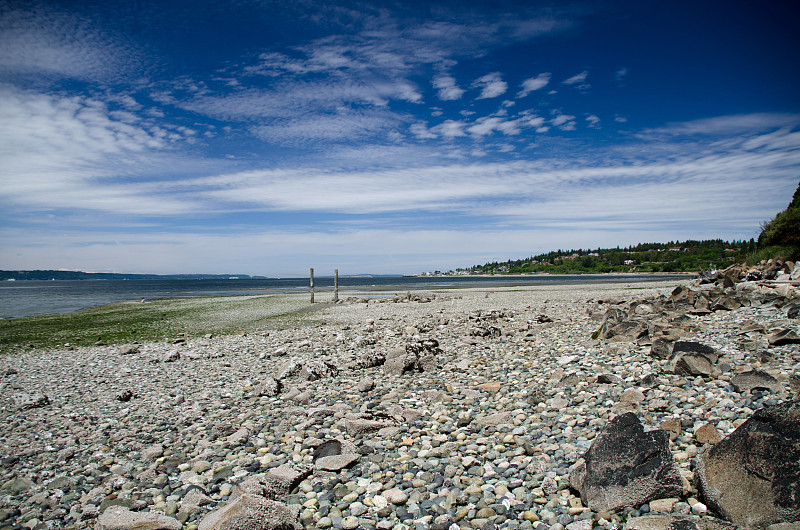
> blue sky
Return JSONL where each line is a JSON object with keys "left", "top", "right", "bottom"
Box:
{"left": 1, "top": 0, "right": 798, "bottom": 276}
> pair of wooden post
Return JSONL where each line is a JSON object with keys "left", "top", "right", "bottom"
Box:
{"left": 310, "top": 268, "right": 338, "bottom": 303}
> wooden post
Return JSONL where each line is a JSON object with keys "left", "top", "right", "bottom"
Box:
{"left": 334, "top": 269, "right": 339, "bottom": 302}
{"left": 310, "top": 268, "right": 314, "bottom": 303}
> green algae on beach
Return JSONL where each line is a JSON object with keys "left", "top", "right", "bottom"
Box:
{"left": 0, "top": 294, "right": 315, "bottom": 353}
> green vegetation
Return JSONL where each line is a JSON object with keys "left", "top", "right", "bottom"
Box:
{"left": 0, "top": 294, "right": 315, "bottom": 353}
{"left": 757, "top": 182, "right": 800, "bottom": 261}
{"left": 461, "top": 239, "right": 757, "bottom": 275}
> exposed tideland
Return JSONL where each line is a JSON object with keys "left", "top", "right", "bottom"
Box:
{"left": 1, "top": 274, "right": 799, "bottom": 530}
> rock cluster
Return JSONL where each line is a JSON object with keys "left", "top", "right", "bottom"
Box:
{"left": 0, "top": 279, "right": 798, "bottom": 530}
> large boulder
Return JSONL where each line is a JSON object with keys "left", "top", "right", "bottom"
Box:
{"left": 198, "top": 494, "right": 300, "bottom": 530}
{"left": 671, "top": 342, "right": 719, "bottom": 377}
{"left": 233, "top": 464, "right": 311, "bottom": 500}
{"left": 97, "top": 506, "right": 182, "bottom": 530}
{"left": 570, "top": 413, "right": 683, "bottom": 513}
{"left": 312, "top": 438, "right": 360, "bottom": 471}
{"left": 730, "top": 370, "right": 783, "bottom": 393}
{"left": 695, "top": 400, "right": 800, "bottom": 529}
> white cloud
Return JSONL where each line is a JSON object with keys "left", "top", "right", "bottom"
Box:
{"left": 0, "top": 5, "right": 138, "bottom": 82}
{"left": 434, "top": 120, "right": 468, "bottom": 138}
{"left": 562, "top": 70, "right": 588, "bottom": 86}
{"left": 639, "top": 113, "right": 800, "bottom": 138}
{"left": 615, "top": 67, "right": 628, "bottom": 82}
{"left": 432, "top": 75, "right": 465, "bottom": 100}
{"left": 518, "top": 72, "right": 551, "bottom": 97}
{"left": 473, "top": 72, "right": 508, "bottom": 99}
{"left": 252, "top": 110, "right": 402, "bottom": 143}
{"left": 410, "top": 122, "right": 437, "bottom": 139}
{"left": 586, "top": 114, "right": 601, "bottom": 128}
{"left": 551, "top": 114, "right": 576, "bottom": 131}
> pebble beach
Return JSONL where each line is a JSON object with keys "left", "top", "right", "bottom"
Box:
{"left": 1, "top": 278, "right": 798, "bottom": 530}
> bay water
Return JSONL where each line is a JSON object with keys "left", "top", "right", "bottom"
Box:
{"left": 0, "top": 274, "right": 687, "bottom": 319}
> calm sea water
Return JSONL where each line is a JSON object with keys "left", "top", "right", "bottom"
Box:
{"left": 0, "top": 275, "right": 687, "bottom": 319}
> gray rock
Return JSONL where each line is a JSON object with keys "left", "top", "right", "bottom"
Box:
{"left": 198, "top": 494, "right": 300, "bottom": 530}
{"left": 671, "top": 342, "right": 719, "bottom": 363}
{"left": 357, "top": 377, "right": 375, "bottom": 392}
{"left": 254, "top": 376, "right": 282, "bottom": 397}
{"left": 674, "top": 353, "right": 715, "bottom": 377}
{"left": 650, "top": 339, "right": 673, "bottom": 360}
{"left": 696, "top": 400, "right": 800, "bottom": 529}
{"left": 730, "top": 370, "right": 783, "bottom": 393}
{"left": 12, "top": 392, "right": 50, "bottom": 410}
{"left": 570, "top": 412, "right": 683, "bottom": 513}
{"left": 235, "top": 464, "right": 312, "bottom": 499}
{"left": 299, "top": 359, "right": 338, "bottom": 381}
{"left": 97, "top": 506, "right": 182, "bottom": 530}
{"left": 767, "top": 329, "right": 800, "bottom": 347}
{"left": 623, "top": 515, "right": 736, "bottom": 530}
{"left": 313, "top": 438, "right": 360, "bottom": 471}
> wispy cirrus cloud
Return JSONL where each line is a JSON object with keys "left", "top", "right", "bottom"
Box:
{"left": 562, "top": 69, "right": 589, "bottom": 88}
{"left": 638, "top": 113, "right": 800, "bottom": 138}
{"left": 518, "top": 72, "right": 551, "bottom": 97}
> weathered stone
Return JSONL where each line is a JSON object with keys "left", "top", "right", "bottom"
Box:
{"left": 767, "top": 329, "right": 800, "bottom": 347}
{"left": 97, "top": 506, "right": 182, "bottom": 530}
{"left": 254, "top": 376, "right": 281, "bottom": 397}
{"left": 12, "top": 393, "right": 49, "bottom": 410}
{"left": 570, "top": 412, "right": 682, "bottom": 513}
{"left": 473, "top": 411, "right": 513, "bottom": 427}
{"left": 234, "top": 464, "right": 312, "bottom": 499}
{"left": 312, "top": 438, "right": 360, "bottom": 471}
{"left": 696, "top": 400, "right": 800, "bottom": 528}
{"left": 623, "top": 515, "right": 736, "bottom": 530}
{"left": 197, "top": 494, "right": 300, "bottom": 530}
{"left": 674, "top": 353, "right": 715, "bottom": 377}
{"left": 694, "top": 424, "right": 721, "bottom": 445}
{"left": 671, "top": 342, "right": 719, "bottom": 363}
{"left": 651, "top": 339, "right": 673, "bottom": 360}
{"left": 0, "top": 477, "right": 32, "bottom": 494}
{"left": 731, "top": 370, "right": 783, "bottom": 393}
{"left": 356, "top": 376, "right": 375, "bottom": 392}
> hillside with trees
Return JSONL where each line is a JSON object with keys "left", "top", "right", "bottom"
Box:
{"left": 453, "top": 239, "right": 757, "bottom": 275}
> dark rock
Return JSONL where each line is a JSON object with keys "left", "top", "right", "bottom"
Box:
{"left": 767, "top": 329, "right": 800, "bottom": 347}
{"left": 115, "top": 390, "right": 134, "bottom": 402}
{"left": 730, "top": 370, "right": 783, "bottom": 393}
{"left": 650, "top": 339, "right": 673, "bottom": 360}
{"left": 671, "top": 342, "right": 719, "bottom": 363}
{"left": 597, "top": 373, "right": 623, "bottom": 385}
{"left": 674, "top": 353, "right": 715, "bottom": 377}
{"left": 569, "top": 412, "right": 683, "bottom": 513}
{"left": 384, "top": 339, "right": 441, "bottom": 376}
{"left": 695, "top": 400, "right": 800, "bottom": 528}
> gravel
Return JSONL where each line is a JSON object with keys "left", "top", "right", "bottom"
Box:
{"left": 1, "top": 280, "right": 798, "bottom": 530}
